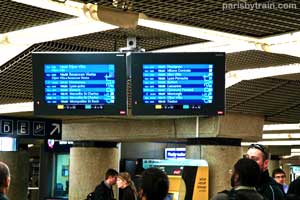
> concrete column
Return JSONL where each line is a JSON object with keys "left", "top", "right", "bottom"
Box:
{"left": 268, "top": 157, "right": 280, "bottom": 176}
{"left": 69, "top": 142, "right": 119, "bottom": 200}
{"left": 0, "top": 151, "right": 29, "bottom": 200}
{"left": 186, "top": 140, "right": 242, "bottom": 198}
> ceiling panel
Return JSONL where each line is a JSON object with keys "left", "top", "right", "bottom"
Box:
{"left": 227, "top": 78, "right": 300, "bottom": 123}
{"left": 226, "top": 50, "right": 300, "bottom": 71}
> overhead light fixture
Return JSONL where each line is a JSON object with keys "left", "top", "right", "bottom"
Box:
{"left": 152, "top": 41, "right": 257, "bottom": 53}
{"left": 242, "top": 140, "right": 300, "bottom": 146}
{"left": 226, "top": 63, "right": 300, "bottom": 88}
{"left": 1, "top": 18, "right": 117, "bottom": 45}
{"left": 138, "top": 18, "right": 258, "bottom": 43}
{"left": 262, "top": 133, "right": 300, "bottom": 139}
{"left": 260, "top": 31, "right": 300, "bottom": 45}
{"left": 0, "top": 102, "right": 33, "bottom": 114}
{"left": 12, "top": 0, "right": 84, "bottom": 17}
{"left": 291, "top": 148, "right": 300, "bottom": 153}
{"left": 0, "top": 44, "right": 31, "bottom": 67}
{"left": 263, "top": 124, "right": 300, "bottom": 131}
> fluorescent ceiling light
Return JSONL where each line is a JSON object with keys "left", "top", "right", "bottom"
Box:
{"left": 266, "top": 41, "right": 300, "bottom": 58}
{"left": 138, "top": 18, "right": 258, "bottom": 43}
{"left": 12, "top": 0, "right": 84, "bottom": 17}
{"left": 152, "top": 41, "right": 257, "bottom": 53}
{"left": 226, "top": 63, "right": 300, "bottom": 88}
{"left": 260, "top": 31, "right": 300, "bottom": 45}
{"left": 263, "top": 133, "right": 300, "bottom": 139}
{"left": 0, "top": 45, "right": 31, "bottom": 67}
{"left": 2, "top": 18, "right": 117, "bottom": 45}
{"left": 263, "top": 124, "right": 300, "bottom": 131}
{"left": 291, "top": 153, "right": 300, "bottom": 157}
{"left": 242, "top": 140, "right": 300, "bottom": 146}
{"left": 291, "top": 149, "right": 300, "bottom": 153}
{"left": 0, "top": 102, "right": 33, "bottom": 114}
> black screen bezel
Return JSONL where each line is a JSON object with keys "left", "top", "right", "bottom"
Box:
{"left": 33, "top": 52, "right": 127, "bottom": 116}
{"left": 131, "top": 52, "right": 225, "bottom": 116}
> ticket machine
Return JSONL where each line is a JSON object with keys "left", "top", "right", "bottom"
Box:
{"left": 142, "top": 159, "right": 209, "bottom": 200}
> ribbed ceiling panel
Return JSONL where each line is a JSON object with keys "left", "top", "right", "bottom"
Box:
{"left": 227, "top": 78, "right": 300, "bottom": 123}
{"left": 226, "top": 50, "right": 300, "bottom": 71}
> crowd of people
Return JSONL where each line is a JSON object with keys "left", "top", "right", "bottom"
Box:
{"left": 88, "top": 143, "right": 299, "bottom": 200}
{"left": 212, "top": 143, "right": 300, "bottom": 200}
{"left": 1, "top": 143, "right": 300, "bottom": 200}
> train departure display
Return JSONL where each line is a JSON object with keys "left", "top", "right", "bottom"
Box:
{"left": 33, "top": 53, "right": 127, "bottom": 116}
{"left": 131, "top": 53, "right": 225, "bottom": 116}
{"left": 44, "top": 64, "right": 115, "bottom": 106}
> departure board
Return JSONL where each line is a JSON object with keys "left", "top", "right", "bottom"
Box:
{"left": 143, "top": 64, "right": 213, "bottom": 107}
{"left": 44, "top": 64, "right": 115, "bottom": 109}
{"left": 131, "top": 52, "right": 225, "bottom": 116}
{"left": 33, "top": 53, "right": 127, "bottom": 116}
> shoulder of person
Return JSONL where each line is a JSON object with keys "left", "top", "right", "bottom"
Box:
{"left": 211, "top": 191, "right": 229, "bottom": 200}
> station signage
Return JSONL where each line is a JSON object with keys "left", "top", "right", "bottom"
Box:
{"left": 165, "top": 148, "right": 186, "bottom": 159}
{"left": 0, "top": 116, "right": 62, "bottom": 139}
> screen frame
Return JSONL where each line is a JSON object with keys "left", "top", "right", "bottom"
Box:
{"left": 33, "top": 52, "right": 127, "bottom": 116}
{"left": 131, "top": 52, "right": 225, "bottom": 116}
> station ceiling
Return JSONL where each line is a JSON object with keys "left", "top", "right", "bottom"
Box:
{"left": 1, "top": 0, "right": 300, "bottom": 124}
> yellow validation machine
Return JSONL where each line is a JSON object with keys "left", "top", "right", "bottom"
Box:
{"left": 142, "top": 159, "right": 209, "bottom": 200}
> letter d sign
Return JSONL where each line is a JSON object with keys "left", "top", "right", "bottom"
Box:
{"left": 1, "top": 120, "right": 13, "bottom": 135}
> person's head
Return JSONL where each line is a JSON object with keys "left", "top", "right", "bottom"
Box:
{"left": 140, "top": 168, "right": 169, "bottom": 200}
{"left": 272, "top": 168, "right": 286, "bottom": 185}
{"left": 230, "top": 158, "right": 261, "bottom": 188}
{"left": 246, "top": 143, "right": 269, "bottom": 172}
{"left": 0, "top": 162, "right": 10, "bottom": 193}
{"left": 105, "top": 168, "right": 118, "bottom": 186}
{"left": 117, "top": 172, "right": 131, "bottom": 189}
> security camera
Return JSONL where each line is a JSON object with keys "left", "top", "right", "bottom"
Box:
{"left": 127, "top": 37, "right": 136, "bottom": 48}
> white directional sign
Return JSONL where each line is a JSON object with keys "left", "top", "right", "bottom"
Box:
{"left": 17, "top": 120, "right": 30, "bottom": 135}
{"left": 0, "top": 116, "right": 62, "bottom": 139}
{"left": 50, "top": 123, "right": 61, "bottom": 136}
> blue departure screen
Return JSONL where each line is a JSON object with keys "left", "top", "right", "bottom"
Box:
{"left": 44, "top": 64, "right": 115, "bottom": 110}
{"left": 142, "top": 64, "right": 213, "bottom": 110}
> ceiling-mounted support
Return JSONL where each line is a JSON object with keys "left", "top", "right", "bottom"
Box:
{"left": 96, "top": 5, "right": 138, "bottom": 28}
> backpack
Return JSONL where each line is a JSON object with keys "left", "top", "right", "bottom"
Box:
{"left": 86, "top": 191, "right": 96, "bottom": 200}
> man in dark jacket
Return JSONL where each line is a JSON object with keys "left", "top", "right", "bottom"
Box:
{"left": 0, "top": 162, "right": 10, "bottom": 200}
{"left": 247, "top": 144, "right": 285, "bottom": 200}
{"left": 287, "top": 176, "right": 300, "bottom": 199}
{"left": 94, "top": 168, "right": 118, "bottom": 200}
{"left": 211, "top": 158, "right": 263, "bottom": 200}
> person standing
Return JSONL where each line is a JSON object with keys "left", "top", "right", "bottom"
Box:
{"left": 272, "top": 168, "right": 289, "bottom": 194}
{"left": 94, "top": 168, "right": 118, "bottom": 200}
{"left": 117, "top": 172, "right": 137, "bottom": 200}
{"left": 139, "top": 168, "right": 169, "bottom": 200}
{"left": 0, "top": 162, "right": 10, "bottom": 200}
{"left": 287, "top": 176, "right": 300, "bottom": 199}
{"left": 246, "top": 144, "right": 285, "bottom": 200}
{"left": 211, "top": 158, "right": 263, "bottom": 200}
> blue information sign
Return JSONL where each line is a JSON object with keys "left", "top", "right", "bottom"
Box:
{"left": 0, "top": 116, "right": 62, "bottom": 139}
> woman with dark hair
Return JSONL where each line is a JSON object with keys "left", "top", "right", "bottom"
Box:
{"left": 117, "top": 172, "right": 137, "bottom": 200}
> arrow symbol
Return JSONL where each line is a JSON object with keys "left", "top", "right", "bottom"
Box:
{"left": 50, "top": 123, "right": 60, "bottom": 136}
